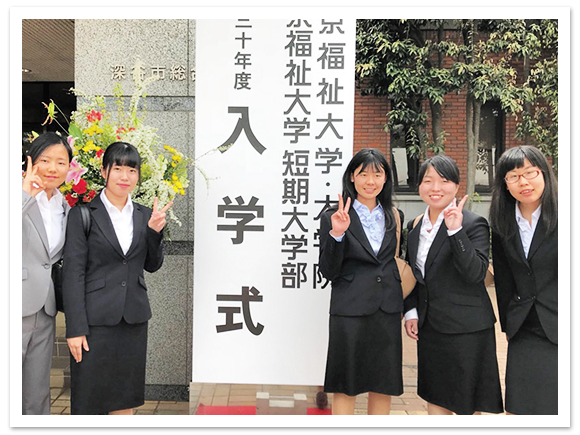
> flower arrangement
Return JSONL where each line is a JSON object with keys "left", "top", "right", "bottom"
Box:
{"left": 36, "top": 61, "right": 190, "bottom": 225}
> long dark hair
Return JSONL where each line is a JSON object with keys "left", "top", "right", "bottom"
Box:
{"left": 101, "top": 141, "right": 142, "bottom": 188}
{"left": 340, "top": 148, "right": 395, "bottom": 229}
{"left": 489, "top": 145, "right": 558, "bottom": 238}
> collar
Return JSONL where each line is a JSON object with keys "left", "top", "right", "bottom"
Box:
{"left": 422, "top": 202, "right": 453, "bottom": 230}
{"left": 100, "top": 188, "right": 134, "bottom": 215}
{"left": 515, "top": 203, "right": 541, "bottom": 224}
{"left": 36, "top": 189, "right": 64, "bottom": 205}
{"left": 353, "top": 199, "right": 383, "bottom": 216}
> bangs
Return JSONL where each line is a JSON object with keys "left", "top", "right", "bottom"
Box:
{"left": 112, "top": 152, "right": 140, "bottom": 169}
{"left": 418, "top": 155, "right": 459, "bottom": 185}
{"left": 358, "top": 160, "right": 385, "bottom": 174}
{"left": 496, "top": 146, "right": 548, "bottom": 179}
{"left": 355, "top": 151, "right": 387, "bottom": 175}
{"left": 103, "top": 142, "right": 141, "bottom": 171}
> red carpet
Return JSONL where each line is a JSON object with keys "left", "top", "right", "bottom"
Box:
{"left": 195, "top": 404, "right": 331, "bottom": 415}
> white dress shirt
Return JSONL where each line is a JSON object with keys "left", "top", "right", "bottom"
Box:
{"left": 100, "top": 189, "right": 134, "bottom": 255}
{"left": 35, "top": 189, "right": 65, "bottom": 255}
{"left": 405, "top": 203, "right": 461, "bottom": 321}
{"left": 515, "top": 203, "right": 541, "bottom": 258}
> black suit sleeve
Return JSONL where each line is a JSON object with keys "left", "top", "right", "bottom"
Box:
{"left": 403, "top": 216, "right": 420, "bottom": 314}
{"left": 144, "top": 225, "right": 164, "bottom": 273}
{"left": 318, "top": 210, "right": 346, "bottom": 281}
{"left": 447, "top": 214, "right": 490, "bottom": 284}
{"left": 62, "top": 206, "right": 90, "bottom": 338}
{"left": 491, "top": 232, "right": 516, "bottom": 333}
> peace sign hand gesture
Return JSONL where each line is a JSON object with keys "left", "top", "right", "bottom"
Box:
{"left": 443, "top": 195, "right": 468, "bottom": 231}
{"left": 330, "top": 194, "right": 351, "bottom": 238}
{"left": 148, "top": 197, "right": 173, "bottom": 233}
{"left": 22, "top": 156, "right": 45, "bottom": 197}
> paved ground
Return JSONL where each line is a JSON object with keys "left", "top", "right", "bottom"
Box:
{"left": 49, "top": 287, "right": 507, "bottom": 415}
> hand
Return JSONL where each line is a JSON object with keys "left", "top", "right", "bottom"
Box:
{"left": 330, "top": 194, "right": 351, "bottom": 238}
{"left": 443, "top": 195, "right": 468, "bottom": 231}
{"left": 67, "top": 335, "right": 89, "bottom": 363}
{"left": 404, "top": 319, "right": 419, "bottom": 341}
{"left": 22, "top": 156, "right": 45, "bottom": 197}
{"left": 148, "top": 197, "right": 173, "bottom": 233}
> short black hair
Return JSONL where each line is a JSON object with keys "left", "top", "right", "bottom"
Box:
{"left": 417, "top": 154, "right": 460, "bottom": 185}
{"left": 101, "top": 142, "right": 142, "bottom": 186}
{"left": 24, "top": 132, "right": 72, "bottom": 170}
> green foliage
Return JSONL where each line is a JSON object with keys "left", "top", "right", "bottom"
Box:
{"left": 356, "top": 18, "right": 559, "bottom": 179}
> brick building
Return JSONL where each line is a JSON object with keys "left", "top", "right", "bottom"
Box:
{"left": 354, "top": 89, "right": 525, "bottom": 196}
{"left": 352, "top": 24, "right": 553, "bottom": 199}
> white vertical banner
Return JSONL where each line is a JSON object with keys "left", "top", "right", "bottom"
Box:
{"left": 194, "top": 19, "right": 355, "bottom": 385}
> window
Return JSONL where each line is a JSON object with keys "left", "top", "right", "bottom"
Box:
{"left": 475, "top": 101, "right": 504, "bottom": 193}
{"left": 390, "top": 125, "right": 419, "bottom": 193}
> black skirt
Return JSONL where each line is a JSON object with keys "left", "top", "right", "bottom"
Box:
{"left": 324, "top": 309, "right": 403, "bottom": 397}
{"left": 70, "top": 320, "right": 148, "bottom": 415}
{"left": 505, "top": 307, "right": 558, "bottom": 415}
{"left": 417, "top": 317, "right": 503, "bottom": 415}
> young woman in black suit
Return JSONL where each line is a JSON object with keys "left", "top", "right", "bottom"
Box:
{"left": 62, "top": 142, "right": 172, "bottom": 415}
{"left": 489, "top": 146, "right": 558, "bottom": 415}
{"left": 319, "top": 148, "right": 403, "bottom": 415}
{"left": 403, "top": 155, "right": 503, "bottom": 415}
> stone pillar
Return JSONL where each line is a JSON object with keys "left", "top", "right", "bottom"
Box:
{"left": 75, "top": 19, "right": 196, "bottom": 401}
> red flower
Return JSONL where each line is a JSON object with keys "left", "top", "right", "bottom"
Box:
{"left": 87, "top": 110, "right": 103, "bottom": 123}
{"left": 82, "top": 190, "right": 97, "bottom": 203}
{"left": 73, "top": 178, "right": 87, "bottom": 195}
{"left": 96, "top": 149, "right": 104, "bottom": 158}
{"left": 65, "top": 193, "right": 78, "bottom": 207}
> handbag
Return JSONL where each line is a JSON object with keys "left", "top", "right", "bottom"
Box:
{"left": 51, "top": 204, "right": 92, "bottom": 312}
{"left": 392, "top": 207, "right": 419, "bottom": 299}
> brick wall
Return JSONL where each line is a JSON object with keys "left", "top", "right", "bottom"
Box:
{"left": 353, "top": 87, "right": 527, "bottom": 194}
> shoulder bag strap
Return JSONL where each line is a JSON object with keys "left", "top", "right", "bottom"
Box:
{"left": 79, "top": 204, "right": 91, "bottom": 238}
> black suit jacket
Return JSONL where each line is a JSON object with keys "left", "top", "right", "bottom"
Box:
{"left": 318, "top": 207, "right": 403, "bottom": 316}
{"left": 404, "top": 210, "right": 496, "bottom": 334}
{"left": 492, "top": 220, "right": 558, "bottom": 344}
{"left": 62, "top": 193, "right": 164, "bottom": 338}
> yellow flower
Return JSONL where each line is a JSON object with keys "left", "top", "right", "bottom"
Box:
{"left": 179, "top": 189, "right": 185, "bottom": 195}
{"left": 172, "top": 185, "right": 178, "bottom": 193}
{"left": 175, "top": 181, "right": 183, "bottom": 189}
{"left": 172, "top": 173, "right": 178, "bottom": 181}
{"left": 171, "top": 162, "right": 177, "bottom": 168}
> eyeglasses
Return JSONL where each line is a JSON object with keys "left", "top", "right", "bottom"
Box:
{"left": 504, "top": 169, "right": 541, "bottom": 184}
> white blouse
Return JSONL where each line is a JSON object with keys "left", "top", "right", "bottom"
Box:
{"left": 100, "top": 189, "right": 134, "bottom": 255}
{"left": 35, "top": 189, "right": 66, "bottom": 255}
{"left": 515, "top": 203, "right": 541, "bottom": 258}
